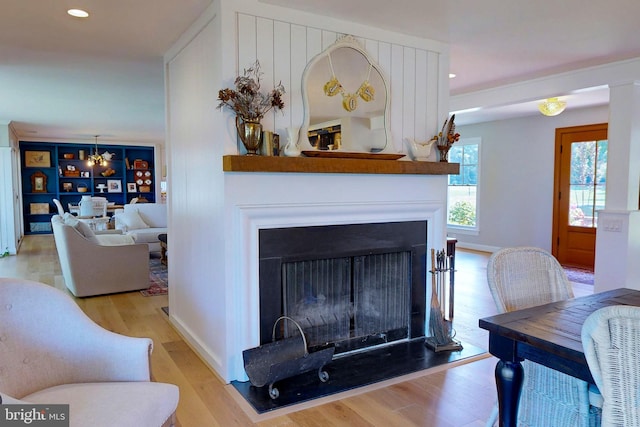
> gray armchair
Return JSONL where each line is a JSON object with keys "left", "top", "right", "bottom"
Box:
{"left": 51, "top": 214, "right": 150, "bottom": 297}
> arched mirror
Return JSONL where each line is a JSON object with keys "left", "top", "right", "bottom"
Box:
{"left": 300, "top": 36, "right": 392, "bottom": 154}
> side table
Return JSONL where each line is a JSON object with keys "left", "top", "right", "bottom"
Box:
{"left": 158, "top": 233, "right": 168, "bottom": 265}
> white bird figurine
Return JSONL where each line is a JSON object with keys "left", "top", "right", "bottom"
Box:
{"left": 406, "top": 137, "right": 436, "bottom": 161}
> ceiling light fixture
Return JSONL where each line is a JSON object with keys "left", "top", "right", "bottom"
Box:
{"left": 67, "top": 9, "right": 89, "bottom": 18}
{"left": 538, "top": 97, "right": 567, "bottom": 116}
{"left": 87, "top": 135, "right": 107, "bottom": 167}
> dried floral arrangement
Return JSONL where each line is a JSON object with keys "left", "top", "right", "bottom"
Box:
{"left": 217, "top": 60, "right": 285, "bottom": 121}
{"left": 432, "top": 114, "right": 460, "bottom": 148}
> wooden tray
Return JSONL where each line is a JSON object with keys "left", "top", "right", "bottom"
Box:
{"left": 302, "top": 150, "right": 405, "bottom": 160}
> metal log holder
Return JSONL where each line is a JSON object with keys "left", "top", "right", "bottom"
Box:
{"left": 425, "top": 248, "right": 463, "bottom": 352}
{"left": 242, "top": 316, "right": 335, "bottom": 399}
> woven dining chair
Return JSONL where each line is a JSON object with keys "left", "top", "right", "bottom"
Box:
{"left": 486, "top": 246, "right": 601, "bottom": 427}
{"left": 582, "top": 305, "right": 640, "bottom": 427}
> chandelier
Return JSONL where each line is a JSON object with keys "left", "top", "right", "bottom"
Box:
{"left": 87, "top": 135, "right": 107, "bottom": 167}
{"left": 538, "top": 97, "right": 567, "bottom": 117}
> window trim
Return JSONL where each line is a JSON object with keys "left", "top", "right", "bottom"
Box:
{"left": 446, "top": 137, "right": 481, "bottom": 234}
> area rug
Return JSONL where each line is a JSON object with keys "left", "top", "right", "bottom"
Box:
{"left": 229, "top": 339, "right": 487, "bottom": 419}
{"left": 564, "top": 266, "right": 594, "bottom": 285}
{"left": 141, "top": 257, "right": 168, "bottom": 296}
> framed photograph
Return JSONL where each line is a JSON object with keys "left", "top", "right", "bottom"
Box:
{"left": 80, "top": 171, "right": 90, "bottom": 178}
{"left": 127, "top": 182, "right": 137, "bottom": 192}
{"left": 62, "top": 182, "right": 73, "bottom": 192}
{"left": 25, "top": 151, "right": 51, "bottom": 168}
{"left": 107, "top": 179, "right": 122, "bottom": 193}
{"left": 30, "top": 203, "right": 49, "bottom": 215}
{"left": 31, "top": 171, "right": 47, "bottom": 193}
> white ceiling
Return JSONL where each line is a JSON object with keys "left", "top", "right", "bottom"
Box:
{"left": 2, "top": 0, "right": 639, "bottom": 143}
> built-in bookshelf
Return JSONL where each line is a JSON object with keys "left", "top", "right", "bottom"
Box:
{"left": 20, "top": 141, "right": 155, "bottom": 234}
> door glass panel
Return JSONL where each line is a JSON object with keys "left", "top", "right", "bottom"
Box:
{"left": 569, "top": 140, "right": 608, "bottom": 228}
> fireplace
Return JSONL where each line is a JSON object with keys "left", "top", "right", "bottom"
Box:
{"left": 259, "top": 221, "right": 427, "bottom": 356}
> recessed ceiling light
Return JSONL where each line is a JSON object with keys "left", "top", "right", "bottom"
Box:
{"left": 449, "top": 73, "right": 457, "bottom": 79}
{"left": 67, "top": 9, "right": 89, "bottom": 18}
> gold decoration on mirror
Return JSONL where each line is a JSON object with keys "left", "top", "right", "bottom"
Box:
{"left": 324, "top": 53, "right": 375, "bottom": 112}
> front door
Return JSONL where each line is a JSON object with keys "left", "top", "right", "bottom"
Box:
{"left": 552, "top": 123, "right": 608, "bottom": 269}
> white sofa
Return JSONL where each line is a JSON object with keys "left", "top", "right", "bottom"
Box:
{"left": 114, "top": 203, "right": 167, "bottom": 253}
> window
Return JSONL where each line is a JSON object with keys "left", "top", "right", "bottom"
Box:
{"left": 447, "top": 138, "right": 480, "bottom": 231}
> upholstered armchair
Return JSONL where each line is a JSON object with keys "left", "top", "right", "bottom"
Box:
{"left": 0, "top": 277, "right": 179, "bottom": 426}
{"left": 51, "top": 214, "right": 149, "bottom": 297}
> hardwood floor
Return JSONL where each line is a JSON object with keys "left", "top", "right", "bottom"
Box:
{"left": 0, "top": 235, "right": 593, "bottom": 427}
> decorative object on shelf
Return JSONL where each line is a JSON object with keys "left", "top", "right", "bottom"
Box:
{"left": 62, "top": 182, "right": 73, "bottom": 192}
{"left": 236, "top": 118, "right": 263, "bottom": 155}
{"left": 63, "top": 153, "right": 75, "bottom": 159}
{"left": 217, "top": 60, "right": 285, "bottom": 155}
{"left": 100, "top": 167, "right": 116, "bottom": 177}
{"left": 324, "top": 52, "right": 375, "bottom": 112}
{"left": 538, "top": 97, "right": 567, "bottom": 116}
{"left": 87, "top": 135, "right": 108, "bottom": 167}
{"left": 30, "top": 171, "right": 47, "bottom": 193}
{"left": 96, "top": 184, "right": 107, "bottom": 193}
{"left": 30, "top": 203, "right": 49, "bottom": 215}
{"left": 127, "top": 183, "right": 137, "bottom": 192}
{"left": 133, "top": 159, "right": 148, "bottom": 170}
{"left": 283, "top": 126, "right": 301, "bottom": 157}
{"left": 139, "top": 185, "right": 151, "bottom": 193}
{"left": 80, "top": 171, "right": 90, "bottom": 178}
{"left": 79, "top": 150, "right": 86, "bottom": 160}
{"left": 406, "top": 137, "right": 436, "bottom": 161}
{"left": 107, "top": 179, "right": 122, "bottom": 193}
{"left": 25, "top": 151, "right": 51, "bottom": 168}
{"left": 432, "top": 114, "right": 460, "bottom": 163}
{"left": 77, "top": 183, "right": 88, "bottom": 193}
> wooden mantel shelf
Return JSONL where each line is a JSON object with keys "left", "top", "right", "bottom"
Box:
{"left": 223, "top": 155, "right": 460, "bottom": 175}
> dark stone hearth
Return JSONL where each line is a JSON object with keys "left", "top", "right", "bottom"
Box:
{"left": 231, "top": 339, "right": 485, "bottom": 414}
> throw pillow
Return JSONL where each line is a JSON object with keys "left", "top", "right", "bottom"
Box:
{"left": 118, "top": 209, "right": 150, "bottom": 230}
{"left": 62, "top": 212, "right": 99, "bottom": 243}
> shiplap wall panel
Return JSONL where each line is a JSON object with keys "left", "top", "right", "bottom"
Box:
{"left": 256, "top": 18, "right": 275, "bottom": 132}
{"left": 414, "top": 50, "right": 429, "bottom": 142}
{"left": 237, "top": 13, "right": 442, "bottom": 153}
{"left": 403, "top": 47, "right": 416, "bottom": 152}
{"left": 390, "top": 44, "right": 404, "bottom": 152}
{"left": 427, "top": 51, "right": 441, "bottom": 138}
{"left": 273, "top": 21, "right": 292, "bottom": 133}
{"left": 237, "top": 14, "right": 256, "bottom": 74}
{"left": 290, "top": 24, "right": 307, "bottom": 129}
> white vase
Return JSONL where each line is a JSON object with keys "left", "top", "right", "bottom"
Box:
{"left": 283, "top": 126, "right": 301, "bottom": 157}
{"left": 79, "top": 195, "right": 93, "bottom": 217}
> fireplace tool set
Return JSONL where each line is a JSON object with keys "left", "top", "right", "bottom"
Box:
{"left": 242, "top": 316, "right": 335, "bottom": 399}
{"left": 425, "top": 248, "right": 463, "bottom": 352}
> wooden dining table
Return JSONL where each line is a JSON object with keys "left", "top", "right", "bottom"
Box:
{"left": 479, "top": 288, "right": 640, "bottom": 427}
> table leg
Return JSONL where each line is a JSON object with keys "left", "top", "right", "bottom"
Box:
{"left": 495, "top": 360, "right": 523, "bottom": 427}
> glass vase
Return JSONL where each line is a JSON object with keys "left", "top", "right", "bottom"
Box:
{"left": 236, "top": 117, "right": 263, "bottom": 155}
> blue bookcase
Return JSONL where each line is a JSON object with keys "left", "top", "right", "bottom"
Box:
{"left": 20, "top": 141, "right": 155, "bottom": 234}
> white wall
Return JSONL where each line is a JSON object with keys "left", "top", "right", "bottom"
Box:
{"left": 0, "top": 124, "right": 21, "bottom": 255}
{"left": 451, "top": 105, "right": 609, "bottom": 252}
{"left": 165, "top": 0, "right": 451, "bottom": 382}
